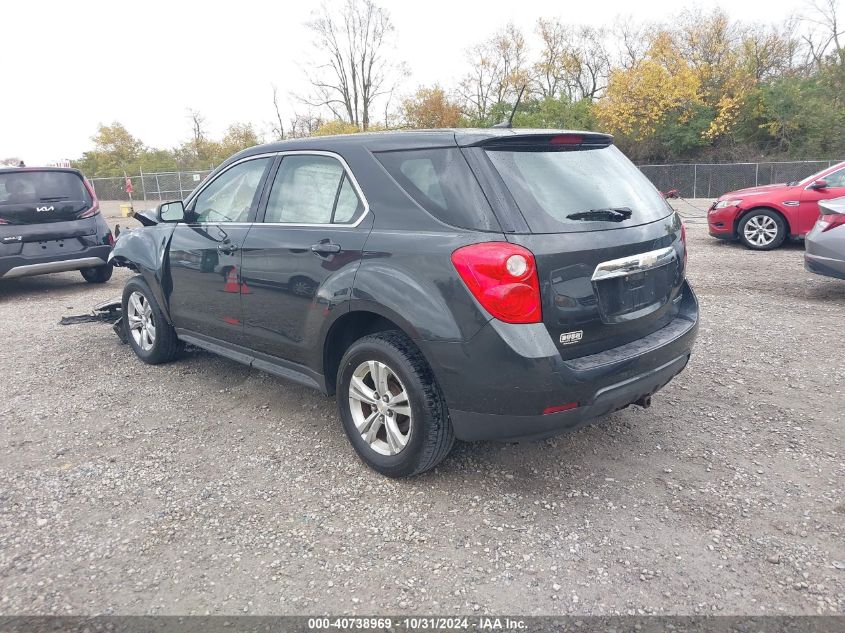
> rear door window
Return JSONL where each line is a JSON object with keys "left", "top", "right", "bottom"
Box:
{"left": 264, "top": 154, "right": 364, "bottom": 225}
{"left": 485, "top": 145, "right": 672, "bottom": 233}
{"left": 376, "top": 148, "right": 500, "bottom": 231}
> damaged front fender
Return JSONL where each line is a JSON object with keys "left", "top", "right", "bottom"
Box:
{"left": 109, "top": 224, "right": 177, "bottom": 324}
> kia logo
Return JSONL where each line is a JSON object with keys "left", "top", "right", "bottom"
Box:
{"left": 36, "top": 206, "right": 54, "bottom": 212}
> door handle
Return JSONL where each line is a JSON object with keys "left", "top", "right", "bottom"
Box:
{"left": 310, "top": 241, "right": 342, "bottom": 255}
{"left": 217, "top": 243, "right": 239, "bottom": 255}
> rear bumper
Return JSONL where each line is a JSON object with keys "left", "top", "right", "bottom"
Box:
{"left": 423, "top": 281, "right": 699, "bottom": 442}
{"left": 0, "top": 215, "right": 112, "bottom": 279}
{"left": 805, "top": 252, "right": 845, "bottom": 280}
{"left": 449, "top": 353, "right": 690, "bottom": 441}
{"left": 1, "top": 251, "right": 110, "bottom": 279}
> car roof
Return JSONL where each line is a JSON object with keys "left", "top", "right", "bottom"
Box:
{"left": 0, "top": 166, "right": 84, "bottom": 176}
{"left": 234, "top": 128, "right": 612, "bottom": 158}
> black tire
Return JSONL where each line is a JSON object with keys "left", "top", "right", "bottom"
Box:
{"left": 80, "top": 263, "right": 113, "bottom": 283}
{"left": 121, "top": 275, "right": 181, "bottom": 365}
{"left": 738, "top": 209, "right": 787, "bottom": 250}
{"left": 336, "top": 331, "right": 455, "bottom": 478}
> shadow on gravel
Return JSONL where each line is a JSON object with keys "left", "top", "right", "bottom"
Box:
{"left": 708, "top": 238, "right": 806, "bottom": 252}
{"left": 0, "top": 275, "right": 104, "bottom": 302}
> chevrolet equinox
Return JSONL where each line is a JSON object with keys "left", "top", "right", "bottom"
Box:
{"left": 110, "top": 129, "right": 699, "bottom": 477}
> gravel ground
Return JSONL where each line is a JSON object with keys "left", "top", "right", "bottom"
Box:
{"left": 0, "top": 204, "right": 843, "bottom": 616}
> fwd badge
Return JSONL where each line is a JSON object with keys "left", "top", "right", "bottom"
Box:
{"left": 559, "top": 330, "right": 583, "bottom": 345}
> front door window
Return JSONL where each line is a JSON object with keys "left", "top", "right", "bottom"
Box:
{"left": 190, "top": 158, "right": 272, "bottom": 223}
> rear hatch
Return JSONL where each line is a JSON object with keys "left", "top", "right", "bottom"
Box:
{"left": 463, "top": 133, "right": 687, "bottom": 360}
{"left": 0, "top": 169, "right": 95, "bottom": 226}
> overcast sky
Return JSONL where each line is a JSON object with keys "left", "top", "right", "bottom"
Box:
{"left": 2, "top": 0, "right": 810, "bottom": 164}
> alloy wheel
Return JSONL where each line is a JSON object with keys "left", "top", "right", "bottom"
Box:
{"left": 743, "top": 214, "right": 779, "bottom": 247}
{"left": 348, "top": 360, "right": 413, "bottom": 456}
{"left": 126, "top": 291, "right": 156, "bottom": 352}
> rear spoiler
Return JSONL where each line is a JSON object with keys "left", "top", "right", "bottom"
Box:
{"left": 819, "top": 197, "right": 845, "bottom": 215}
{"left": 463, "top": 132, "right": 613, "bottom": 151}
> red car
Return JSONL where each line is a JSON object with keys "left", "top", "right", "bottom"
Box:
{"left": 708, "top": 161, "right": 845, "bottom": 250}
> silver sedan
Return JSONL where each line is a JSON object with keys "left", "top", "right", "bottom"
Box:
{"left": 806, "top": 197, "right": 845, "bottom": 280}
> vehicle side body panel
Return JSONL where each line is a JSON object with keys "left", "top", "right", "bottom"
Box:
{"left": 708, "top": 162, "right": 845, "bottom": 240}
{"left": 111, "top": 129, "right": 699, "bottom": 443}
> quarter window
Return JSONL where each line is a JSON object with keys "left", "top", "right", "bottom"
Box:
{"left": 191, "top": 157, "right": 271, "bottom": 223}
{"left": 264, "top": 155, "right": 364, "bottom": 224}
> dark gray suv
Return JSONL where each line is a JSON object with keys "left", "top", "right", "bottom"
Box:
{"left": 0, "top": 167, "right": 114, "bottom": 282}
{"left": 110, "top": 129, "right": 699, "bottom": 477}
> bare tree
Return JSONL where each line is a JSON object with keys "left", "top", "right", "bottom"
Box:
{"left": 270, "top": 85, "right": 286, "bottom": 141}
{"left": 303, "top": 0, "right": 400, "bottom": 130}
{"left": 532, "top": 19, "right": 609, "bottom": 101}
{"left": 611, "top": 18, "right": 652, "bottom": 70}
{"left": 740, "top": 21, "right": 802, "bottom": 81}
{"left": 188, "top": 109, "right": 206, "bottom": 143}
{"left": 799, "top": 0, "right": 844, "bottom": 72}
{"left": 289, "top": 111, "right": 325, "bottom": 138}
{"left": 457, "top": 23, "right": 529, "bottom": 121}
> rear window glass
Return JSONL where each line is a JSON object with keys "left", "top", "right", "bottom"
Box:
{"left": 376, "top": 148, "right": 500, "bottom": 231}
{"left": 0, "top": 171, "right": 89, "bottom": 205}
{"left": 485, "top": 145, "right": 671, "bottom": 233}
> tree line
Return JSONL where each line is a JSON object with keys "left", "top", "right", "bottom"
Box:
{"left": 71, "top": 0, "right": 844, "bottom": 177}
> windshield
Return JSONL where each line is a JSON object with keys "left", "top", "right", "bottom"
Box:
{"left": 485, "top": 145, "right": 671, "bottom": 233}
{"left": 0, "top": 171, "right": 90, "bottom": 205}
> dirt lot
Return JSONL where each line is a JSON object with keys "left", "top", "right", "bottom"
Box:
{"left": 0, "top": 203, "right": 843, "bottom": 616}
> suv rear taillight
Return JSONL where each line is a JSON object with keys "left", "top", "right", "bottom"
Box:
{"left": 819, "top": 214, "right": 845, "bottom": 232}
{"left": 451, "top": 242, "right": 542, "bottom": 324}
{"left": 79, "top": 179, "right": 100, "bottom": 218}
{"left": 78, "top": 205, "right": 100, "bottom": 218}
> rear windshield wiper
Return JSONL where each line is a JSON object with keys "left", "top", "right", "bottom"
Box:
{"left": 39, "top": 196, "right": 70, "bottom": 201}
{"left": 566, "top": 207, "right": 633, "bottom": 222}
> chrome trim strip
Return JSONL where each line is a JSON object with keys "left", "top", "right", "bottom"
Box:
{"left": 1, "top": 257, "right": 105, "bottom": 279}
{"left": 591, "top": 246, "right": 676, "bottom": 282}
{"left": 783, "top": 200, "right": 800, "bottom": 206}
{"left": 183, "top": 150, "right": 371, "bottom": 228}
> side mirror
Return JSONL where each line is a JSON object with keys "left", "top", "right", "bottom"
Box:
{"left": 809, "top": 179, "right": 828, "bottom": 190}
{"left": 157, "top": 200, "right": 185, "bottom": 223}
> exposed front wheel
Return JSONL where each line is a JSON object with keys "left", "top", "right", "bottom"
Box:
{"left": 122, "top": 276, "right": 181, "bottom": 364}
{"left": 337, "top": 331, "right": 455, "bottom": 477}
{"left": 738, "top": 210, "right": 786, "bottom": 250}
{"left": 81, "top": 263, "right": 113, "bottom": 283}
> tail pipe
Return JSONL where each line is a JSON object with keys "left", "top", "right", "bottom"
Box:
{"left": 634, "top": 395, "right": 652, "bottom": 409}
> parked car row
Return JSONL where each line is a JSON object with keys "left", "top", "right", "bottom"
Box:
{"left": 2, "top": 132, "right": 841, "bottom": 477}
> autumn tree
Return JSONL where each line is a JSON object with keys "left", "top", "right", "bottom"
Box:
{"left": 303, "top": 0, "right": 400, "bottom": 130}
{"left": 401, "top": 85, "right": 464, "bottom": 128}
{"left": 595, "top": 32, "right": 703, "bottom": 154}
{"left": 219, "top": 123, "right": 262, "bottom": 157}
{"left": 313, "top": 120, "right": 362, "bottom": 136}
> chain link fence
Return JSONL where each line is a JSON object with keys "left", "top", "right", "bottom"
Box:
{"left": 87, "top": 170, "right": 212, "bottom": 202}
{"left": 87, "top": 159, "right": 843, "bottom": 202}
{"left": 638, "top": 160, "right": 842, "bottom": 198}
